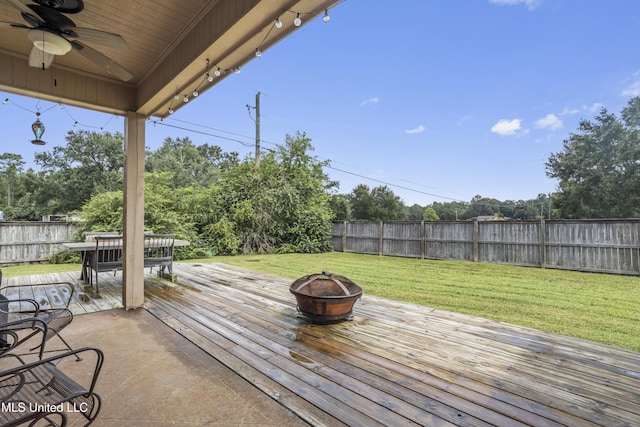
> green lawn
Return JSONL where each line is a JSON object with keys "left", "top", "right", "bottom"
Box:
{"left": 3, "top": 252, "right": 639, "bottom": 351}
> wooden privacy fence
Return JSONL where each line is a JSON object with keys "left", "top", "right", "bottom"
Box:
{"left": 0, "top": 222, "right": 79, "bottom": 265}
{"left": 331, "top": 219, "right": 640, "bottom": 275}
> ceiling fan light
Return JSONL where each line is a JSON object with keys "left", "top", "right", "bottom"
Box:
{"left": 27, "top": 29, "right": 72, "bottom": 55}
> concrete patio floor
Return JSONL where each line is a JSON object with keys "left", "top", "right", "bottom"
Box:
{"left": 60, "top": 308, "right": 308, "bottom": 426}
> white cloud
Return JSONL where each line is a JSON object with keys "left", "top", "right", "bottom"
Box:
{"left": 622, "top": 81, "right": 640, "bottom": 97}
{"left": 491, "top": 119, "right": 522, "bottom": 136}
{"left": 560, "top": 106, "right": 580, "bottom": 116}
{"left": 405, "top": 125, "right": 425, "bottom": 134}
{"left": 535, "top": 113, "right": 562, "bottom": 130}
{"left": 489, "top": 0, "right": 542, "bottom": 10}
{"left": 457, "top": 115, "right": 472, "bottom": 126}
{"left": 583, "top": 102, "right": 604, "bottom": 113}
{"left": 360, "top": 97, "right": 379, "bottom": 107}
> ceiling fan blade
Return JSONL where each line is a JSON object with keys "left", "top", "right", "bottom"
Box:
{"left": 71, "top": 40, "right": 133, "bottom": 81}
{"left": 0, "top": 21, "right": 29, "bottom": 28}
{"left": 64, "top": 27, "right": 128, "bottom": 48}
{"left": 28, "top": 45, "right": 54, "bottom": 69}
{"left": 4, "top": 0, "right": 43, "bottom": 24}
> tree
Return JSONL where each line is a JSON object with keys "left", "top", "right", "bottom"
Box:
{"left": 431, "top": 201, "right": 468, "bottom": 221}
{"left": 145, "top": 137, "right": 238, "bottom": 188}
{"left": 406, "top": 203, "right": 425, "bottom": 220}
{"left": 423, "top": 207, "right": 439, "bottom": 221}
{"left": 349, "top": 184, "right": 374, "bottom": 220}
{"left": 546, "top": 97, "right": 640, "bottom": 218}
{"left": 0, "top": 153, "right": 25, "bottom": 209}
{"left": 347, "top": 184, "right": 406, "bottom": 220}
{"left": 466, "top": 195, "right": 503, "bottom": 219}
{"left": 329, "top": 194, "right": 352, "bottom": 220}
{"left": 370, "top": 185, "right": 407, "bottom": 220}
{"left": 205, "top": 131, "right": 335, "bottom": 254}
{"left": 33, "top": 130, "right": 124, "bottom": 214}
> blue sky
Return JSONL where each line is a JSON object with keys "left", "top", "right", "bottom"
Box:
{"left": 2, "top": 0, "right": 640, "bottom": 206}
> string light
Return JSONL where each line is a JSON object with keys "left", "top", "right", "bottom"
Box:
{"left": 3, "top": 97, "right": 119, "bottom": 138}
{"left": 162, "top": 5, "right": 338, "bottom": 116}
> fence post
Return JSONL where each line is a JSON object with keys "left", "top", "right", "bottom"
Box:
{"left": 420, "top": 220, "right": 425, "bottom": 259}
{"left": 473, "top": 220, "right": 479, "bottom": 262}
{"left": 342, "top": 220, "right": 347, "bottom": 253}
{"left": 540, "top": 219, "right": 546, "bottom": 269}
{"left": 379, "top": 221, "right": 384, "bottom": 256}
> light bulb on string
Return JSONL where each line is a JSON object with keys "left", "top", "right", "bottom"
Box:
{"left": 255, "top": 48, "right": 262, "bottom": 58}
{"left": 193, "top": 89, "right": 199, "bottom": 97}
{"left": 214, "top": 67, "right": 221, "bottom": 77}
{"left": 183, "top": 95, "right": 189, "bottom": 103}
{"left": 234, "top": 67, "right": 241, "bottom": 74}
{"left": 2, "top": 98, "right": 8, "bottom": 105}
{"left": 323, "top": 9, "right": 330, "bottom": 23}
{"left": 206, "top": 73, "right": 213, "bottom": 82}
{"left": 294, "top": 13, "right": 302, "bottom": 26}
{"left": 275, "top": 17, "right": 282, "bottom": 28}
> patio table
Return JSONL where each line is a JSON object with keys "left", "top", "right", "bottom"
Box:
{"left": 61, "top": 237, "right": 190, "bottom": 284}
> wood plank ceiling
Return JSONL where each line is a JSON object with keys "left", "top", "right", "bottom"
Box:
{"left": 0, "top": 0, "right": 341, "bottom": 117}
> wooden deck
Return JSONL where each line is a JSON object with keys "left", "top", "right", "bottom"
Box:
{"left": 4, "top": 263, "right": 640, "bottom": 426}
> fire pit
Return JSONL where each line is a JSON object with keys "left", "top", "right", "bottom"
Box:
{"left": 289, "top": 271, "right": 363, "bottom": 324}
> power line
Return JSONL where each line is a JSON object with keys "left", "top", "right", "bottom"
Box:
{"left": 152, "top": 118, "right": 548, "bottom": 209}
{"left": 152, "top": 120, "right": 253, "bottom": 147}
{"left": 326, "top": 165, "right": 467, "bottom": 202}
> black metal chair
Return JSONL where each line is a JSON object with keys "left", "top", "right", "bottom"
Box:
{"left": 0, "top": 347, "right": 104, "bottom": 426}
{"left": 0, "top": 317, "right": 49, "bottom": 359}
{"left": 144, "top": 233, "right": 176, "bottom": 281}
{"left": 0, "top": 270, "right": 76, "bottom": 359}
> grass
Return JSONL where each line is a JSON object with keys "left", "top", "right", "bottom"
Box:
{"left": 2, "top": 263, "right": 83, "bottom": 277}
{"left": 2, "top": 252, "right": 639, "bottom": 351}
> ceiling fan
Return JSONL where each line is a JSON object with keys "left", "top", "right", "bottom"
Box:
{"left": 0, "top": 0, "right": 133, "bottom": 81}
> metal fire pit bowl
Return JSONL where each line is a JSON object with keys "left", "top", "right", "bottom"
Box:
{"left": 290, "top": 271, "right": 363, "bottom": 324}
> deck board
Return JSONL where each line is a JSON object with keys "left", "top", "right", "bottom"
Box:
{"left": 4, "top": 262, "right": 640, "bottom": 427}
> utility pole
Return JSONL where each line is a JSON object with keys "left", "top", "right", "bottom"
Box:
{"left": 254, "top": 91, "right": 261, "bottom": 174}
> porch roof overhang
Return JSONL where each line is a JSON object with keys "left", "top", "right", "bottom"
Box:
{"left": 0, "top": 0, "right": 340, "bottom": 118}
{"left": 0, "top": 0, "right": 341, "bottom": 309}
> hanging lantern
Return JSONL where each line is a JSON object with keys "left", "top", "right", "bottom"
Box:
{"left": 31, "top": 112, "right": 46, "bottom": 145}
